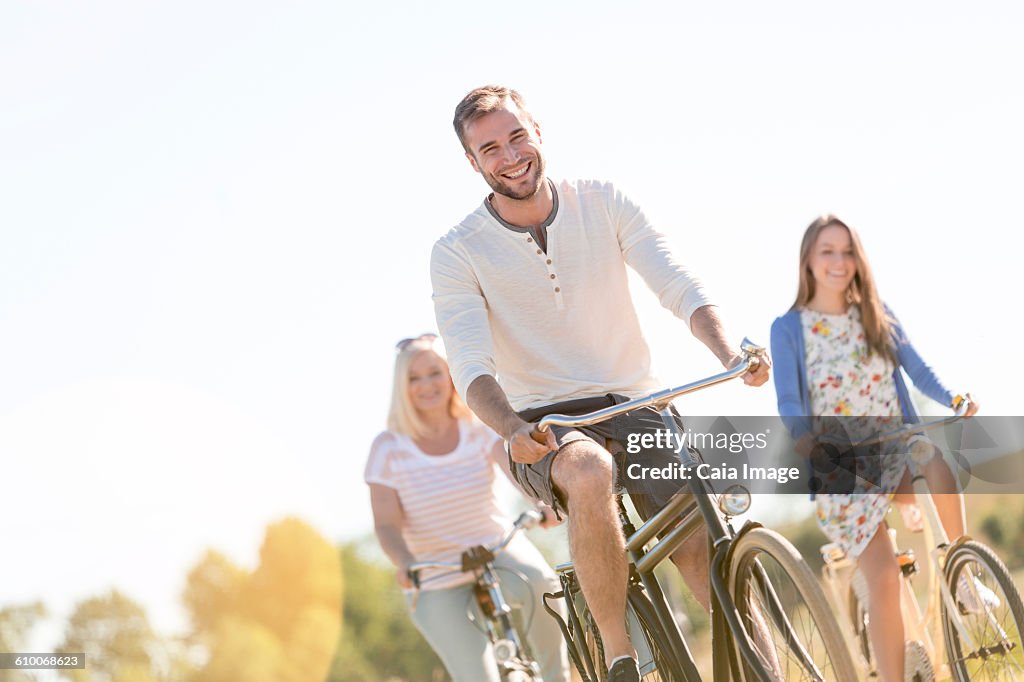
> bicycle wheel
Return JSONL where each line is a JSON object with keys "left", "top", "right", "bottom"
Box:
{"left": 575, "top": 586, "right": 684, "bottom": 681}
{"left": 627, "top": 586, "right": 685, "bottom": 681}
{"left": 492, "top": 611, "right": 542, "bottom": 682}
{"left": 729, "top": 527, "right": 857, "bottom": 682}
{"left": 942, "top": 540, "right": 1024, "bottom": 681}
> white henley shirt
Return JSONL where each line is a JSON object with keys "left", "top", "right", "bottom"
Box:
{"left": 430, "top": 179, "right": 713, "bottom": 412}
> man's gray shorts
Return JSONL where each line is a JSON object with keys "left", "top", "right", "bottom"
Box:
{"left": 511, "top": 394, "right": 694, "bottom": 521}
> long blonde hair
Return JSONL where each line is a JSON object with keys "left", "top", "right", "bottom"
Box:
{"left": 792, "top": 214, "right": 897, "bottom": 365}
{"left": 386, "top": 336, "right": 472, "bottom": 440}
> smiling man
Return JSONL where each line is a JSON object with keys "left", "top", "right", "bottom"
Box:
{"left": 431, "top": 85, "right": 770, "bottom": 682}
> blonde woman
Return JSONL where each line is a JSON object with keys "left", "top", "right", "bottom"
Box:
{"left": 365, "top": 333, "right": 569, "bottom": 682}
{"left": 770, "top": 215, "right": 982, "bottom": 682}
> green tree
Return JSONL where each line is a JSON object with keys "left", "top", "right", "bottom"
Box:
{"left": 198, "top": 616, "right": 282, "bottom": 682}
{"left": 0, "top": 600, "right": 46, "bottom": 651}
{"left": 55, "top": 590, "right": 161, "bottom": 682}
{"left": 980, "top": 513, "right": 1005, "bottom": 547}
{"left": 328, "top": 541, "right": 445, "bottom": 682}
{"left": 184, "top": 517, "right": 342, "bottom": 682}
{"left": 0, "top": 601, "right": 46, "bottom": 682}
{"left": 183, "top": 550, "right": 245, "bottom": 635}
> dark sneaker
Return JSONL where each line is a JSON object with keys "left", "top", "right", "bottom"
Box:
{"left": 607, "top": 656, "right": 640, "bottom": 682}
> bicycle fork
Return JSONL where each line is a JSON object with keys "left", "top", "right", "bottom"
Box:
{"left": 476, "top": 566, "right": 540, "bottom": 677}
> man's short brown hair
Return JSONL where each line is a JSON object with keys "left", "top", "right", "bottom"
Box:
{"left": 453, "top": 85, "right": 534, "bottom": 153}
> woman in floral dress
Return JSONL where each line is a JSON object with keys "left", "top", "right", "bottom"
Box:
{"left": 770, "top": 215, "right": 979, "bottom": 682}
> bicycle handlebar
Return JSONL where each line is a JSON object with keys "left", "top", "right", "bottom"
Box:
{"left": 533, "top": 338, "right": 767, "bottom": 434}
{"left": 818, "top": 397, "right": 973, "bottom": 449}
{"left": 407, "top": 510, "right": 544, "bottom": 588}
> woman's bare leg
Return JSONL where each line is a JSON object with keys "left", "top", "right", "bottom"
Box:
{"left": 858, "top": 524, "right": 904, "bottom": 682}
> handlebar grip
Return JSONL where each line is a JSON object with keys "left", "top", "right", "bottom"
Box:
{"left": 951, "top": 394, "right": 973, "bottom": 415}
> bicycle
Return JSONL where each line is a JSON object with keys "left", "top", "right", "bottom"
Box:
{"left": 408, "top": 509, "right": 549, "bottom": 682}
{"left": 533, "top": 339, "right": 857, "bottom": 682}
{"left": 817, "top": 400, "right": 1024, "bottom": 681}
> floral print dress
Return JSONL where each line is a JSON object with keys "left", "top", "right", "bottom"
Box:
{"left": 803, "top": 306, "right": 906, "bottom": 559}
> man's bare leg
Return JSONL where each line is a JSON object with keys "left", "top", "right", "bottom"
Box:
{"left": 551, "top": 440, "right": 634, "bottom": 667}
{"left": 670, "top": 530, "right": 710, "bottom": 610}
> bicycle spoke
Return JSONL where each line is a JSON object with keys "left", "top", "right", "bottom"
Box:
{"left": 943, "top": 542, "right": 1024, "bottom": 681}
{"left": 730, "top": 528, "right": 854, "bottom": 682}
{"left": 742, "top": 557, "right": 828, "bottom": 680}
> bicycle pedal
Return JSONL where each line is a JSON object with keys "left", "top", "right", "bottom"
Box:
{"left": 897, "top": 550, "right": 918, "bottom": 577}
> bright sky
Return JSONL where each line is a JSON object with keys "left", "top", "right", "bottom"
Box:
{"left": 2, "top": 1, "right": 1022, "bottom": 645}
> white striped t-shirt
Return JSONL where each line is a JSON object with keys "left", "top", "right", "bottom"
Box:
{"left": 364, "top": 419, "right": 513, "bottom": 590}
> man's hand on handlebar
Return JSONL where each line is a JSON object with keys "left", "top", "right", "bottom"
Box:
{"left": 729, "top": 351, "right": 771, "bottom": 387}
{"left": 507, "top": 419, "right": 557, "bottom": 464}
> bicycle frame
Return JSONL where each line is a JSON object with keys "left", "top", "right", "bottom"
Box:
{"left": 409, "top": 513, "right": 545, "bottom": 680}
{"left": 536, "top": 340, "right": 779, "bottom": 682}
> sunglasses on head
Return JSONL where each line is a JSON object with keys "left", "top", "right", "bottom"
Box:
{"left": 395, "top": 333, "right": 438, "bottom": 352}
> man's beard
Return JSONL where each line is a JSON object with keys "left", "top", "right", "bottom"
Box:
{"left": 486, "top": 155, "right": 546, "bottom": 201}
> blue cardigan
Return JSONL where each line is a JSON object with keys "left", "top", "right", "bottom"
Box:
{"left": 770, "top": 306, "right": 955, "bottom": 442}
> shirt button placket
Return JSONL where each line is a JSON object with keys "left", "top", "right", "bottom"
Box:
{"left": 548, "top": 263, "right": 563, "bottom": 307}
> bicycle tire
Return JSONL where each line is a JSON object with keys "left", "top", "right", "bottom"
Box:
{"left": 627, "top": 586, "right": 686, "bottom": 681}
{"left": 729, "top": 527, "right": 857, "bottom": 682}
{"left": 575, "top": 585, "right": 684, "bottom": 682}
{"left": 942, "top": 539, "right": 1024, "bottom": 681}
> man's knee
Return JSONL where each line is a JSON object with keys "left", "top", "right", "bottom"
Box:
{"left": 551, "top": 441, "right": 614, "bottom": 500}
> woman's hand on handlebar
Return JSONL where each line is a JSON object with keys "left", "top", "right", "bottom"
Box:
{"left": 794, "top": 433, "right": 820, "bottom": 459}
{"left": 957, "top": 392, "right": 980, "bottom": 417}
{"left": 397, "top": 562, "right": 415, "bottom": 590}
{"left": 508, "top": 419, "right": 556, "bottom": 464}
